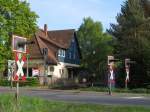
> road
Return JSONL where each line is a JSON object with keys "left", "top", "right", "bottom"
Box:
{"left": 0, "top": 87, "right": 150, "bottom": 106}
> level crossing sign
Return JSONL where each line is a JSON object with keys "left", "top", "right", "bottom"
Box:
{"left": 13, "top": 52, "right": 26, "bottom": 81}
{"left": 12, "top": 35, "right": 27, "bottom": 81}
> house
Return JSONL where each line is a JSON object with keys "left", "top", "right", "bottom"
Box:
{"left": 26, "top": 24, "right": 81, "bottom": 85}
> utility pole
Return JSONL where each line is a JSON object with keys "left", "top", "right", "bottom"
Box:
{"left": 42, "top": 48, "right": 48, "bottom": 85}
{"left": 26, "top": 52, "right": 30, "bottom": 77}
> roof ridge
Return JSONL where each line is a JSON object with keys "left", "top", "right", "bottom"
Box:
{"left": 47, "top": 29, "right": 75, "bottom": 32}
{"left": 38, "top": 28, "right": 75, "bottom": 49}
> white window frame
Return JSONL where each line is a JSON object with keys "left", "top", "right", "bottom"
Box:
{"left": 58, "top": 49, "right": 61, "bottom": 56}
{"left": 62, "top": 50, "right": 65, "bottom": 57}
{"left": 58, "top": 49, "right": 65, "bottom": 57}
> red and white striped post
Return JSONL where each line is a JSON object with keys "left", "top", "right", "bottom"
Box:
{"left": 125, "top": 59, "right": 130, "bottom": 89}
{"left": 108, "top": 56, "right": 115, "bottom": 95}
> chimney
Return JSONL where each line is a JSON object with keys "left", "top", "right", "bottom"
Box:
{"left": 44, "top": 24, "right": 48, "bottom": 37}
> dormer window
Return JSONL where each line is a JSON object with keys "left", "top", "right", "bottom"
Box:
{"left": 58, "top": 49, "right": 65, "bottom": 57}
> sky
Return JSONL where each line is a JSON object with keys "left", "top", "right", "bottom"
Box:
{"left": 28, "top": 0, "right": 125, "bottom": 31}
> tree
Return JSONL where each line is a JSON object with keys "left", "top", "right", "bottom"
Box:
{"left": 0, "top": 0, "right": 38, "bottom": 72}
{"left": 77, "top": 17, "right": 113, "bottom": 81}
{"left": 108, "top": 0, "right": 150, "bottom": 88}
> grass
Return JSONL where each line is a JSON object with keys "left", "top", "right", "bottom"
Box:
{"left": 0, "top": 94, "right": 150, "bottom": 112}
{"left": 78, "top": 86, "right": 150, "bottom": 94}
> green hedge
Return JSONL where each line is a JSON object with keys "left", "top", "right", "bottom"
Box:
{"left": 0, "top": 77, "right": 39, "bottom": 87}
{"left": 79, "top": 87, "right": 108, "bottom": 92}
{"left": 146, "top": 85, "right": 150, "bottom": 89}
{"left": 79, "top": 87, "right": 150, "bottom": 94}
{"left": 0, "top": 79, "right": 10, "bottom": 86}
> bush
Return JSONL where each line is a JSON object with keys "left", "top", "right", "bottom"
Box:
{"left": 79, "top": 86, "right": 150, "bottom": 94}
{"left": 0, "top": 77, "right": 40, "bottom": 87}
{"left": 50, "top": 79, "right": 79, "bottom": 90}
{"left": 0, "top": 79, "right": 10, "bottom": 86}
{"left": 146, "top": 85, "right": 150, "bottom": 89}
{"left": 131, "top": 88, "right": 147, "bottom": 93}
{"left": 19, "top": 77, "right": 40, "bottom": 87}
{"left": 79, "top": 87, "right": 108, "bottom": 92}
{"left": 114, "top": 88, "right": 129, "bottom": 93}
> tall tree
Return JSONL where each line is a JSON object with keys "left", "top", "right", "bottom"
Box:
{"left": 77, "top": 17, "right": 113, "bottom": 81}
{"left": 0, "top": 0, "right": 38, "bottom": 71}
{"left": 108, "top": 0, "right": 150, "bottom": 88}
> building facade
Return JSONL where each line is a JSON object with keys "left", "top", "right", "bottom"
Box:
{"left": 25, "top": 24, "right": 81, "bottom": 85}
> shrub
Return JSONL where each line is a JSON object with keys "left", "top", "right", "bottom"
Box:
{"left": 0, "top": 79, "right": 10, "bottom": 86}
{"left": 79, "top": 86, "right": 150, "bottom": 94}
{"left": 146, "top": 85, "right": 150, "bottom": 89}
{"left": 114, "top": 88, "right": 129, "bottom": 93}
{"left": 131, "top": 88, "right": 147, "bottom": 93}
{"left": 50, "top": 78, "right": 79, "bottom": 90}
{"left": 19, "top": 77, "right": 40, "bottom": 87}
{"left": 0, "top": 77, "right": 40, "bottom": 87}
{"left": 79, "top": 87, "right": 108, "bottom": 92}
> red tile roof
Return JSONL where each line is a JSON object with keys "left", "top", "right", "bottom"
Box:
{"left": 47, "top": 29, "right": 75, "bottom": 49}
{"left": 28, "top": 29, "right": 75, "bottom": 65}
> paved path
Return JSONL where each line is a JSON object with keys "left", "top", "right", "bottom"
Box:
{"left": 0, "top": 87, "right": 150, "bottom": 106}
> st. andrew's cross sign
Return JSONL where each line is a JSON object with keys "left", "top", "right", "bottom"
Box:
{"left": 14, "top": 52, "right": 26, "bottom": 81}
{"left": 12, "top": 35, "right": 35, "bottom": 81}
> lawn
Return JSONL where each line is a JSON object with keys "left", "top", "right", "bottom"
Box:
{"left": 78, "top": 87, "right": 150, "bottom": 94}
{"left": 0, "top": 94, "right": 150, "bottom": 112}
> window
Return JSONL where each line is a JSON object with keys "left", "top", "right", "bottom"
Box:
{"left": 50, "top": 67, "right": 54, "bottom": 72}
{"left": 58, "top": 49, "right": 65, "bottom": 57}
{"left": 48, "top": 66, "right": 54, "bottom": 76}
{"left": 59, "top": 69, "right": 64, "bottom": 75}
{"left": 62, "top": 50, "right": 65, "bottom": 57}
{"left": 58, "top": 49, "right": 61, "bottom": 56}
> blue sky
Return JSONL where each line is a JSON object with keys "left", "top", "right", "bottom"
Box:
{"left": 28, "top": 0, "right": 125, "bottom": 31}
